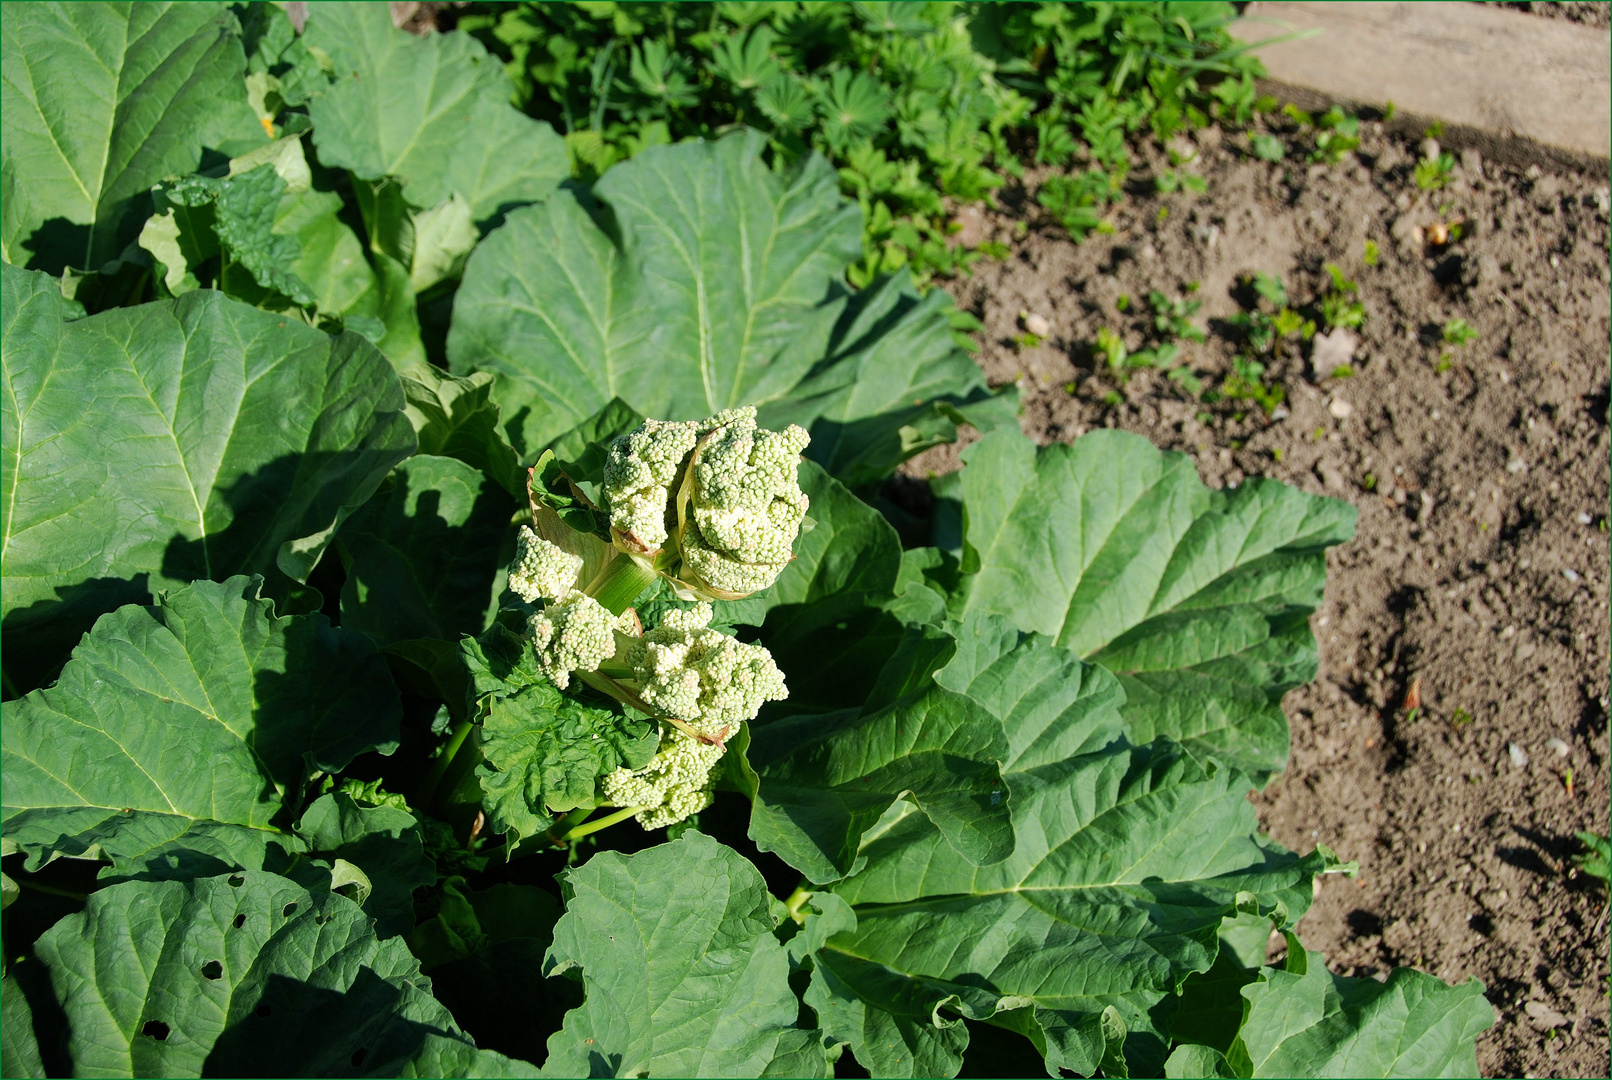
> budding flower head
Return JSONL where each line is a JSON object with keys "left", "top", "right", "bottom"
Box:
{"left": 678, "top": 417, "right": 810, "bottom": 599}
{"left": 600, "top": 407, "right": 809, "bottom": 601}
{"left": 526, "top": 592, "right": 618, "bottom": 689}
{"left": 601, "top": 727, "right": 726, "bottom": 829}
{"left": 509, "top": 526, "right": 584, "bottom": 603}
{"left": 621, "top": 602, "right": 787, "bottom": 740}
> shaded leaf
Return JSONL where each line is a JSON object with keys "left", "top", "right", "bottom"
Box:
{"left": 2, "top": 577, "right": 401, "bottom": 875}
{"left": 295, "top": 792, "right": 435, "bottom": 939}
{"left": 337, "top": 455, "right": 515, "bottom": 647}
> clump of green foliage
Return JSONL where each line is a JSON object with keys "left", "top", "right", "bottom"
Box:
{"left": 460, "top": 1, "right": 1266, "bottom": 284}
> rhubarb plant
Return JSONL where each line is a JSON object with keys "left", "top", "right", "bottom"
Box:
{"left": 0, "top": 4, "right": 1493, "bottom": 1078}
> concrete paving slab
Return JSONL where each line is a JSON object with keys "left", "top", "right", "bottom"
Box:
{"left": 1233, "top": 2, "right": 1610, "bottom": 174}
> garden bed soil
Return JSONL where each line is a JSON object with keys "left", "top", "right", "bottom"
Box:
{"left": 929, "top": 118, "right": 1611, "bottom": 1078}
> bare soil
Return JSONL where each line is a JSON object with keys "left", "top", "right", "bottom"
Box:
{"left": 929, "top": 116, "right": 1612, "bottom": 1078}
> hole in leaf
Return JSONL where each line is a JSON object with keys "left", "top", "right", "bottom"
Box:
{"left": 281, "top": 902, "right": 297, "bottom": 918}
{"left": 228, "top": 874, "right": 245, "bottom": 888}
{"left": 255, "top": 1004, "right": 272, "bottom": 1018}
{"left": 313, "top": 914, "right": 324, "bottom": 925}
{"left": 141, "top": 1020, "right": 170, "bottom": 1041}
{"left": 352, "top": 1049, "right": 367, "bottom": 1068}
{"left": 200, "top": 960, "right": 223, "bottom": 980}
{"left": 232, "top": 914, "right": 246, "bottom": 929}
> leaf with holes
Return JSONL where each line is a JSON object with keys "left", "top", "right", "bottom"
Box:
{"left": 30, "top": 869, "right": 520, "bottom": 1078}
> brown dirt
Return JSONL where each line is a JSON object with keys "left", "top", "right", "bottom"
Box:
{"left": 928, "top": 116, "right": 1611, "bottom": 1078}
{"left": 1502, "top": 1, "right": 1612, "bottom": 29}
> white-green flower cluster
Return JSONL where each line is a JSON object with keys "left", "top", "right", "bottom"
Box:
{"left": 526, "top": 593, "right": 619, "bottom": 690}
{"left": 681, "top": 414, "right": 810, "bottom": 598}
{"left": 602, "top": 411, "right": 740, "bottom": 554}
{"left": 620, "top": 603, "right": 787, "bottom": 739}
{"left": 600, "top": 728, "right": 726, "bottom": 829}
{"left": 600, "top": 407, "right": 809, "bottom": 600}
{"left": 508, "top": 526, "right": 583, "bottom": 603}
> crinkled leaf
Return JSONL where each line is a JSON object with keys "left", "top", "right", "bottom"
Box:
{"left": 1214, "top": 950, "right": 1494, "bottom": 1079}
{"left": 1, "top": 2, "right": 265, "bottom": 273}
{"left": 304, "top": 2, "right": 567, "bottom": 225}
{"left": 295, "top": 793, "right": 435, "bottom": 939}
{"left": 1, "top": 577, "right": 401, "bottom": 875}
{"left": 952, "top": 428, "right": 1355, "bottom": 783}
{"left": 32, "top": 870, "right": 490, "bottom": 1078}
{"left": 0, "top": 264, "right": 415, "bottom": 691}
{"left": 401, "top": 368, "right": 526, "bottom": 498}
{"left": 476, "top": 680, "right": 659, "bottom": 837}
{"left": 542, "top": 833, "right": 830, "bottom": 1079}
{"left": 759, "top": 272, "right": 1018, "bottom": 488}
{"left": 160, "top": 164, "right": 314, "bottom": 305}
{"left": 822, "top": 740, "right": 1336, "bottom": 1078}
{"left": 449, "top": 131, "right": 861, "bottom": 457}
{"left": 337, "top": 455, "right": 514, "bottom": 647}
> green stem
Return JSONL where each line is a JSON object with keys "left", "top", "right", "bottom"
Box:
{"left": 782, "top": 885, "right": 814, "bottom": 924}
{"left": 422, "top": 719, "right": 474, "bottom": 808}
{"left": 562, "top": 805, "right": 646, "bottom": 842}
{"left": 546, "top": 806, "right": 593, "bottom": 846}
{"left": 19, "top": 880, "right": 88, "bottom": 903}
{"left": 587, "top": 554, "right": 658, "bottom": 616}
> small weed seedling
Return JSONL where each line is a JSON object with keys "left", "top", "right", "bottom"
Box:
{"left": 1363, "top": 239, "right": 1380, "bottom": 267}
{"left": 1312, "top": 107, "right": 1360, "bottom": 164}
{"left": 1320, "top": 264, "right": 1366, "bottom": 330}
{"left": 1250, "top": 132, "right": 1285, "bottom": 162}
{"left": 1436, "top": 318, "right": 1478, "bottom": 371}
{"left": 1415, "top": 152, "right": 1456, "bottom": 191}
{"left": 1574, "top": 832, "right": 1611, "bottom": 883}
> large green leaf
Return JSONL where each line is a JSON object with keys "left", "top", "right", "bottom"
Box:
{"left": 1165, "top": 950, "right": 1494, "bottom": 1078}
{"left": 0, "top": 263, "right": 415, "bottom": 690}
{"left": 1, "top": 577, "right": 401, "bottom": 875}
{"left": 337, "top": 454, "right": 515, "bottom": 647}
{"left": 541, "top": 833, "right": 830, "bottom": 1078}
{"left": 303, "top": 2, "right": 567, "bottom": 225}
{"left": 759, "top": 272, "right": 1017, "bottom": 489}
{"left": 31, "top": 870, "right": 507, "bottom": 1078}
{"left": 0, "top": 2, "right": 265, "bottom": 274}
{"left": 448, "top": 131, "right": 862, "bottom": 456}
{"left": 952, "top": 428, "right": 1355, "bottom": 783}
{"left": 818, "top": 738, "right": 1335, "bottom": 1077}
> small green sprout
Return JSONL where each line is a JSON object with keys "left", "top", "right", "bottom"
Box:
{"left": 1251, "top": 133, "right": 1285, "bottom": 162}
{"left": 1270, "top": 447, "right": 1285, "bottom": 463}
{"left": 1442, "top": 318, "right": 1478, "bottom": 346}
{"left": 1362, "top": 473, "right": 1377, "bottom": 491}
{"left": 1384, "top": 100, "right": 1397, "bottom": 121}
{"left": 1116, "top": 294, "right": 1131, "bottom": 312}
{"left": 1096, "top": 327, "right": 1127, "bottom": 369}
{"left": 1424, "top": 121, "right": 1445, "bottom": 140}
{"left": 1363, "top": 239, "right": 1380, "bottom": 266}
{"left": 1331, "top": 365, "right": 1355, "bottom": 379}
{"left": 1451, "top": 706, "right": 1473, "bottom": 727}
{"left": 1415, "top": 152, "right": 1456, "bottom": 191}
